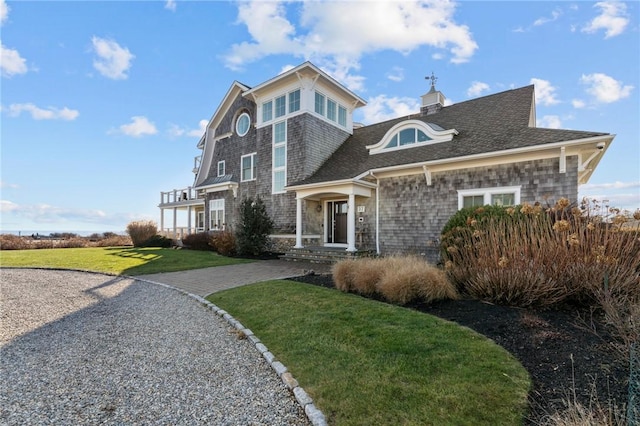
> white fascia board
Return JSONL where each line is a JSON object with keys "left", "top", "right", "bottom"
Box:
{"left": 243, "top": 61, "right": 366, "bottom": 108}
{"left": 361, "top": 134, "right": 615, "bottom": 179}
{"left": 286, "top": 178, "right": 377, "bottom": 193}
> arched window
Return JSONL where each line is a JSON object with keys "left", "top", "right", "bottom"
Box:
{"left": 366, "top": 120, "right": 458, "bottom": 155}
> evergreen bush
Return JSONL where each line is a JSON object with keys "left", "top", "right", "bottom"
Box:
{"left": 235, "top": 197, "right": 274, "bottom": 256}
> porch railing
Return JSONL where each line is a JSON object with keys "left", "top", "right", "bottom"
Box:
{"left": 160, "top": 186, "right": 199, "bottom": 205}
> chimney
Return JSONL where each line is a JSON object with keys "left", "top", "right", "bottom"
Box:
{"left": 420, "top": 73, "right": 445, "bottom": 116}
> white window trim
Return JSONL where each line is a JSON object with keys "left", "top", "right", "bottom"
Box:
{"left": 260, "top": 89, "right": 302, "bottom": 126}
{"left": 235, "top": 112, "right": 250, "bottom": 137}
{"left": 314, "top": 90, "right": 348, "bottom": 129}
{"left": 272, "top": 121, "right": 287, "bottom": 194}
{"left": 457, "top": 186, "right": 521, "bottom": 210}
{"left": 209, "top": 199, "right": 225, "bottom": 230}
{"left": 367, "top": 120, "right": 458, "bottom": 155}
{"left": 241, "top": 153, "right": 257, "bottom": 182}
{"left": 217, "top": 160, "right": 225, "bottom": 177}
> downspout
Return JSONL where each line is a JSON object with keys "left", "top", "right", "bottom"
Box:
{"left": 369, "top": 171, "right": 380, "bottom": 255}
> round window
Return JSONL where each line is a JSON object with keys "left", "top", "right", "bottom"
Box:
{"left": 236, "top": 113, "right": 250, "bottom": 136}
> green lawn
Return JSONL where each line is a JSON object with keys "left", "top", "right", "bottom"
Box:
{"left": 209, "top": 280, "right": 531, "bottom": 426}
{"left": 0, "top": 247, "right": 252, "bottom": 275}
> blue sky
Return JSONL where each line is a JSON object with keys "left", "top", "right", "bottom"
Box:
{"left": 1, "top": 0, "right": 638, "bottom": 234}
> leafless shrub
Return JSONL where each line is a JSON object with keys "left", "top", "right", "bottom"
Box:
{"left": 211, "top": 230, "right": 236, "bottom": 256}
{"left": 0, "top": 234, "right": 30, "bottom": 250}
{"left": 126, "top": 220, "right": 158, "bottom": 247}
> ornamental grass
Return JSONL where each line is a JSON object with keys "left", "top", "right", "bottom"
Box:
{"left": 332, "top": 256, "right": 458, "bottom": 305}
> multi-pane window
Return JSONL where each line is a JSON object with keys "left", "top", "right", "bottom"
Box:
{"left": 217, "top": 160, "right": 225, "bottom": 177}
{"left": 327, "top": 99, "right": 337, "bottom": 122}
{"left": 275, "top": 95, "right": 286, "bottom": 118}
{"left": 241, "top": 153, "right": 257, "bottom": 182}
{"left": 288, "top": 89, "right": 300, "bottom": 113}
{"left": 458, "top": 187, "right": 521, "bottom": 210}
{"left": 273, "top": 121, "right": 286, "bottom": 193}
{"left": 315, "top": 92, "right": 325, "bottom": 115}
{"left": 209, "top": 199, "right": 225, "bottom": 230}
{"left": 338, "top": 105, "right": 347, "bottom": 127}
{"left": 385, "top": 128, "right": 431, "bottom": 149}
{"left": 462, "top": 195, "right": 485, "bottom": 209}
{"left": 314, "top": 91, "right": 347, "bottom": 128}
{"left": 262, "top": 101, "right": 273, "bottom": 122}
{"left": 491, "top": 193, "right": 515, "bottom": 206}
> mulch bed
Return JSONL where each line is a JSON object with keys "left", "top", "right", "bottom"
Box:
{"left": 288, "top": 273, "right": 630, "bottom": 424}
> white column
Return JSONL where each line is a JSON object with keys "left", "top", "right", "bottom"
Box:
{"left": 346, "top": 193, "right": 356, "bottom": 252}
{"left": 187, "top": 205, "right": 192, "bottom": 235}
{"left": 172, "top": 207, "right": 177, "bottom": 239}
{"left": 160, "top": 208, "right": 165, "bottom": 236}
{"left": 294, "top": 197, "right": 303, "bottom": 248}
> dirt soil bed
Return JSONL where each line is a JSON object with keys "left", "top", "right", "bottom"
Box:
{"left": 289, "top": 273, "right": 630, "bottom": 424}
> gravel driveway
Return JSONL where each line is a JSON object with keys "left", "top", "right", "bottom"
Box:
{"left": 0, "top": 268, "right": 309, "bottom": 425}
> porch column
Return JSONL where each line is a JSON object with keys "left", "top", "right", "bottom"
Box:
{"left": 187, "top": 205, "right": 192, "bottom": 235}
{"left": 160, "top": 208, "right": 165, "bottom": 235}
{"left": 172, "top": 207, "right": 177, "bottom": 239}
{"left": 294, "top": 197, "right": 303, "bottom": 248}
{"left": 346, "top": 193, "right": 356, "bottom": 252}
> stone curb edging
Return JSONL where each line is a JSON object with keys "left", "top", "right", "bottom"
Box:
{"left": 133, "top": 277, "right": 328, "bottom": 426}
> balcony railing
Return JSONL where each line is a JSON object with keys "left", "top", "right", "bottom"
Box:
{"left": 160, "top": 186, "right": 200, "bottom": 205}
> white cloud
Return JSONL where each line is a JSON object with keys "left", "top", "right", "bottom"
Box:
{"left": 537, "top": 115, "right": 562, "bottom": 129}
{"left": 4, "top": 103, "right": 79, "bottom": 120}
{"left": 0, "top": 181, "right": 20, "bottom": 189}
{"left": 579, "top": 73, "right": 633, "bottom": 104}
{"left": 580, "top": 181, "right": 640, "bottom": 212}
{"left": 533, "top": 8, "right": 562, "bottom": 26}
{"left": 466, "top": 81, "right": 490, "bottom": 97}
{"left": 167, "top": 119, "right": 207, "bottom": 138}
{"left": 387, "top": 67, "right": 404, "bottom": 82}
{"left": 582, "top": 1, "right": 629, "bottom": 38}
{"left": 165, "top": 0, "right": 176, "bottom": 12}
{"left": 359, "top": 94, "right": 421, "bottom": 124}
{"left": 0, "top": 199, "right": 19, "bottom": 212}
{"left": 1, "top": 43, "right": 28, "bottom": 77}
{"left": 1, "top": 0, "right": 9, "bottom": 25}
{"left": 91, "top": 36, "right": 135, "bottom": 80}
{"left": 572, "top": 99, "right": 586, "bottom": 109}
{"left": 224, "top": 1, "right": 477, "bottom": 91}
{"left": 581, "top": 181, "right": 640, "bottom": 191}
{"left": 530, "top": 78, "right": 560, "bottom": 106}
{"left": 118, "top": 116, "right": 158, "bottom": 137}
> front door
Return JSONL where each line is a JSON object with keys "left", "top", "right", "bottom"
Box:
{"left": 327, "top": 201, "right": 348, "bottom": 244}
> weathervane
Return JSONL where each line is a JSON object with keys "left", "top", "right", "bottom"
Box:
{"left": 426, "top": 72, "right": 438, "bottom": 90}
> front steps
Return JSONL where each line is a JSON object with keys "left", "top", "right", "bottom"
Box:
{"left": 280, "top": 246, "right": 377, "bottom": 264}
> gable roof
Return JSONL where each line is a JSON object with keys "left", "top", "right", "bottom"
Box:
{"left": 292, "top": 85, "right": 610, "bottom": 186}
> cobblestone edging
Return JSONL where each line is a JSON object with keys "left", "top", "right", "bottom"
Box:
{"left": 135, "top": 277, "right": 327, "bottom": 426}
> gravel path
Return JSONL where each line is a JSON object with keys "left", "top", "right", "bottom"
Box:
{"left": 0, "top": 268, "right": 310, "bottom": 425}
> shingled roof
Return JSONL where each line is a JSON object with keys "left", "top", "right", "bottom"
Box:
{"left": 292, "top": 85, "right": 608, "bottom": 186}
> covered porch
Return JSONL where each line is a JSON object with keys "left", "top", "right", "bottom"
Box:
{"left": 158, "top": 186, "right": 205, "bottom": 239}
{"left": 290, "top": 180, "right": 377, "bottom": 253}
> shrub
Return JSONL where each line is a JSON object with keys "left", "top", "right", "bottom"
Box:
{"left": 332, "top": 256, "right": 458, "bottom": 305}
{"left": 182, "top": 232, "right": 214, "bottom": 251}
{"left": 332, "top": 259, "right": 356, "bottom": 292}
{"left": 139, "top": 234, "right": 173, "bottom": 248}
{"left": 126, "top": 220, "right": 158, "bottom": 247}
{"left": 0, "top": 234, "right": 30, "bottom": 250}
{"left": 441, "top": 198, "right": 640, "bottom": 308}
{"left": 212, "top": 230, "right": 236, "bottom": 256}
{"left": 235, "top": 197, "right": 274, "bottom": 256}
{"left": 93, "top": 235, "right": 132, "bottom": 247}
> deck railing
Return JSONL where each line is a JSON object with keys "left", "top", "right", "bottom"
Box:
{"left": 160, "top": 186, "right": 199, "bottom": 205}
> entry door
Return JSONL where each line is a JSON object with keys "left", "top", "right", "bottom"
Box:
{"left": 327, "top": 201, "right": 348, "bottom": 244}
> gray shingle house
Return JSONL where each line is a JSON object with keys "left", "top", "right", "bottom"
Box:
{"left": 158, "top": 61, "right": 614, "bottom": 257}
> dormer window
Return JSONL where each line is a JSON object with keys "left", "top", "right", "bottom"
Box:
{"left": 366, "top": 119, "right": 458, "bottom": 155}
{"left": 385, "top": 128, "right": 431, "bottom": 149}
